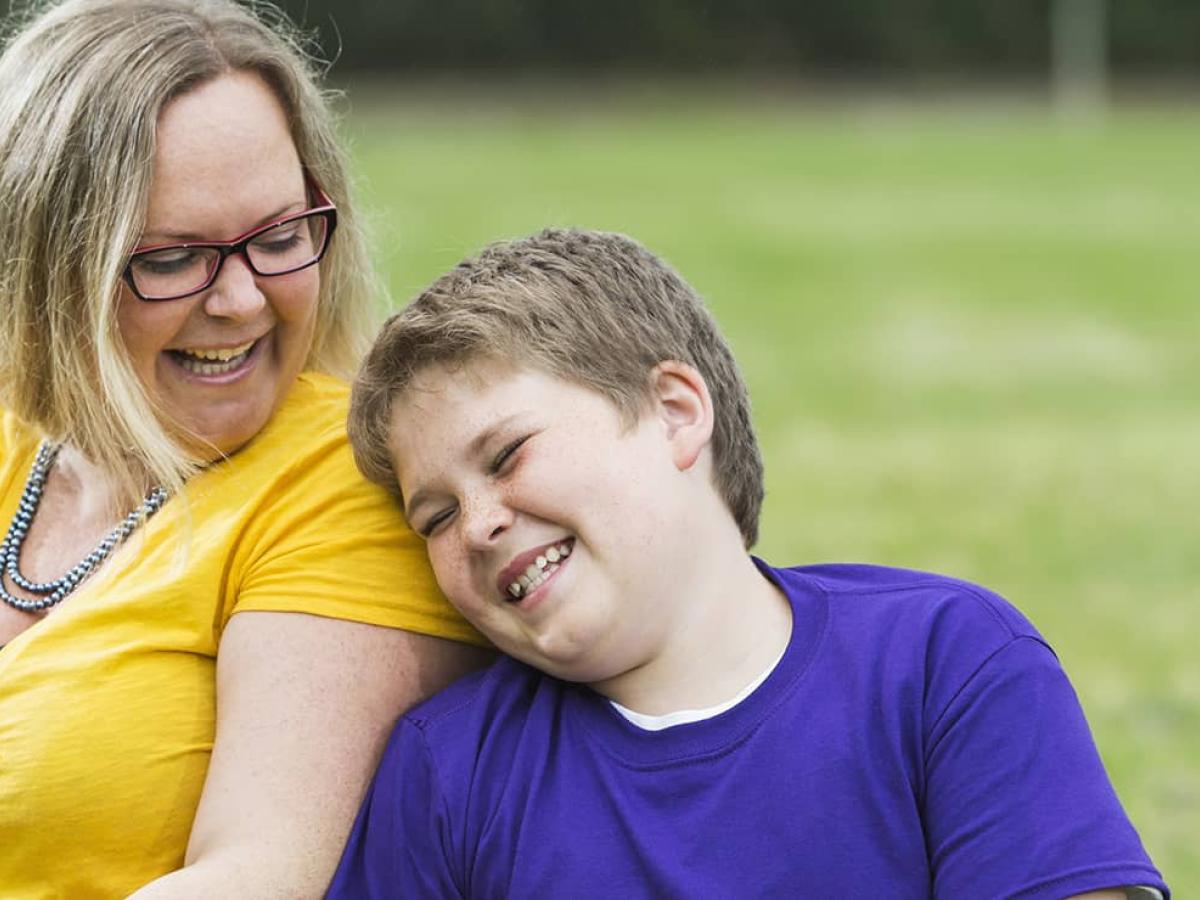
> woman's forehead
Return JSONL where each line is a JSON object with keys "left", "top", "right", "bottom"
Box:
{"left": 143, "top": 71, "right": 303, "bottom": 237}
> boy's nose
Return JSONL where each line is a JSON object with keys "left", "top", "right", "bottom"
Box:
{"left": 462, "top": 494, "right": 513, "bottom": 547}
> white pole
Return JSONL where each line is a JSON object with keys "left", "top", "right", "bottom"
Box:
{"left": 1052, "top": 0, "right": 1108, "bottom": 123}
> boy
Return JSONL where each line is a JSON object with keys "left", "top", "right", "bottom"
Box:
{"left": 330, "top": 229, "right": 1167, "bottom": 898}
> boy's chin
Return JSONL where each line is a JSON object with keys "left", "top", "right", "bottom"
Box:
{"left": 531, "top": 652, "right": 636, "bottom": 690}
{"left": 503, "top": 637, "right": 617, "bottom": 686}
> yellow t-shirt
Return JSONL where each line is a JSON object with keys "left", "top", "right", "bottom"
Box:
{"left": 0, "top": 372, "right": 480, "bottom": 898}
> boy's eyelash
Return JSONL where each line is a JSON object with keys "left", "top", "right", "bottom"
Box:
{"left": 489, "top": 435, "right": 530, "bottom": 474}
{"left": 419, "top": 508, "right": 454, "bottom": 538}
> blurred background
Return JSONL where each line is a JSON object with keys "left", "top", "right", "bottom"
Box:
{"left": 279, "top": 0, "right": 1198, "bottom": 886}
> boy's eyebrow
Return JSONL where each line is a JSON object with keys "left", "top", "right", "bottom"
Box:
{"left": 465, "top": 415, "right": 521, "bottom": 458}
{"left": 399, "top": 491, "right": 423, "bottom": 525}
{"left": 401, "top": 480, "right": 441, "bottom": 525}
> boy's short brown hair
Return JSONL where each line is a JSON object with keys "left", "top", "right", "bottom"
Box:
{"left": 350, "top": 228, "right": 765, "bottom": 547}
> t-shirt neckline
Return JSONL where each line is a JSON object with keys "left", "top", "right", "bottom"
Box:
{"left": 568, "top": 558, "right": 830, "bottom": 768}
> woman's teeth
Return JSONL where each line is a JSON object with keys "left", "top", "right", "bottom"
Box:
{"left": 506, "top": 541, "right": 572, "bottom": 600}
{"left": 173, "top": 341, "right": 255, "bottom": 375}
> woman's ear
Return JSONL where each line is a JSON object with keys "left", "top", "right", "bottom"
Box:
{"left": 650, "top": 360, "right": 714, "bottom": 472}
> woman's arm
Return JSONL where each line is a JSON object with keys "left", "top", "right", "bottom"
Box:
{"left": 129, "top": 611, "right": 492, "bottom": 898}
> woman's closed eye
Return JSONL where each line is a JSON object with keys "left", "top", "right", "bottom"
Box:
{"left": 251, "top": 220, "right": 307, "bottom": 255}
{"left": 131, "top": 247, "right": 207, "bottom": 276}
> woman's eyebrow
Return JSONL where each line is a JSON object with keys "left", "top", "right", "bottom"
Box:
{"left": 139, "top": 198, "right": 307, "bottom": 243}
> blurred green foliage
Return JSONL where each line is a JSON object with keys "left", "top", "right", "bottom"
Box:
{"left": 345, "top": 86, "right": 1199, "bottom": 891}
{"left": 277, "top": 1, "right": 1200, "bottom": 75}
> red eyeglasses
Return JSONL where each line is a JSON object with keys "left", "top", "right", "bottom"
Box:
{"left": 124, "top": 184, "right": 337, "bottom": 302}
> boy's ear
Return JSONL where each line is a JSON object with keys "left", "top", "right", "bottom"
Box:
{"left": 650, "top": 360, "right": 714, "bottom": 472}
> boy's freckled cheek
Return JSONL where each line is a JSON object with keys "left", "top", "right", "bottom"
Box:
{"left": 429, "top": 548, "right": 465, "bottom": 598}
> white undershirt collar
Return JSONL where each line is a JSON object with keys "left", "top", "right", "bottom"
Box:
{"left": 609, "top": 644, "right": 787, "bottom": 732}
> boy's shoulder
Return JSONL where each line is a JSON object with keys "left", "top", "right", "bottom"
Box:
{"left": 763, "top": 560, "right": 1058, "bottom": 719}
{"left": 766, "top": 559, "right": 1046, "bottom": 647}
{"left": 762, "top": 561, "right": 1065, "bottom": 761}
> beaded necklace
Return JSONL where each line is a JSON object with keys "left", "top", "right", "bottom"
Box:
{"left": 0, "top": 442, "right": 168, "bottom": 612}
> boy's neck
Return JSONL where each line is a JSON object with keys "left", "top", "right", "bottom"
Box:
{"left": 591, "top": 529, "right": 792, "bottom": 717}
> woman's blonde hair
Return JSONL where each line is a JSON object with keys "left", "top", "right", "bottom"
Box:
{"left": 0, "top": 0, "right": 378, "bottom": 506}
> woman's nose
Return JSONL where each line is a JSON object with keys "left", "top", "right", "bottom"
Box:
{"left": 203, "top": 252, "right": 266, "bottom": 320}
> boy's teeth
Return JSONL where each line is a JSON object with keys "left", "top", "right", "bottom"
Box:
{"left": 505, "top": 541, "right": 572, "bottom": 600}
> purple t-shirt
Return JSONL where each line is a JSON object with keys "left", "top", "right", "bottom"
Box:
{"left": 330, "top": 561, "right": 1168, "bottom": 898}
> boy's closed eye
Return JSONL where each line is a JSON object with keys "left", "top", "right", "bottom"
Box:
{"left": 418, "top": 506, "right": 456, "bottom": 539}
{"left": 488, "top": 434, "right": 531, "bottom": 475}
{"left": 415, "top": 433, "right": 536, "bottom": 538}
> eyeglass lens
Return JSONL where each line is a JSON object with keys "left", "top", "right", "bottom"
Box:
{"left": 128, "top": 212, "right": 329, "bottom": 300}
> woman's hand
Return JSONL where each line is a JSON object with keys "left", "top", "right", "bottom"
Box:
{"left": 128, "top": 611, "right": 492, "bottom": 898}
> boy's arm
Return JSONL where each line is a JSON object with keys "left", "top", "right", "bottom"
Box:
{"left": 923, "top": 636, "right": 1167, "bottom": 899}
{"left": 327, "top": 717, "right": 464, "bottom": 899}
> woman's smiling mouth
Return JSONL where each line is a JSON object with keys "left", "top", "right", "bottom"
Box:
{"left": 167, "top": 338, "right": 260, "bottom": 378}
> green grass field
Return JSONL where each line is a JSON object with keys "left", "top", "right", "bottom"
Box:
{"left": 345, "top": 86, "right": 1200, "bottom": 888}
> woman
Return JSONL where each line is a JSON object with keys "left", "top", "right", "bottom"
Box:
{"left": 0, "top": 0, "right": 489, "bottom": 895}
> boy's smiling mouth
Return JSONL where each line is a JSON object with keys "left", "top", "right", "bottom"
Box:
{"left": 500, "top": 538, "right": 574, "bottom": 602}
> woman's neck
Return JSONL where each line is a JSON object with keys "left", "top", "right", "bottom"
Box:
{"left": 55, "top": 443, "right": 138, "bottom": 521}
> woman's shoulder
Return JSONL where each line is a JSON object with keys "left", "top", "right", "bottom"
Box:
{"left": 292, "top": 370, "right": 351, "bottom": 402}
{"left": 176, "top": 372, "right": 362, "bottom": 528}
{"left": 201, "top": 372, "right": 366, "bottom": 501}
{"left": 193, "top": 371, "right": 477, "bottom": 641}
{"left": 266, "top": 371, "right": 351, "bottom": 440}
{"left": 225, "top": 371, "right": 355, "bottom": 474}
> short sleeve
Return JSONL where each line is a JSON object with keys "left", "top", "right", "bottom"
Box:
{"left": 228, "top": 421, "right": 483, "bottom": 646}
{"left": 924, "top": 636, "right": 1168, "bottom": 898}
{"left": 328, "top": 719, "right": 463, "bottom": 899}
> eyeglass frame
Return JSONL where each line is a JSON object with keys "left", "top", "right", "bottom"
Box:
{"left": 122, "top": 182, "right": 338, "bottom": 302}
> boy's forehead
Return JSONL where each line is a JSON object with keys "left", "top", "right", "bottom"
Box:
{"left": 384, "top": 359, "right": 558, "bottom": 501}
{"left": 386, "top": 357, "right": 539, "bottom": 460}
{"left": 389, "top": 356, "right": 635, "bottom": 431}
{"left": 392, "top": 357, "right": 519, "bottom": 420}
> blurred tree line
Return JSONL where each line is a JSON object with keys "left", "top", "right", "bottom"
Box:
{"left": 276, "top": 0, "right": 1198, "bottom": 77}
